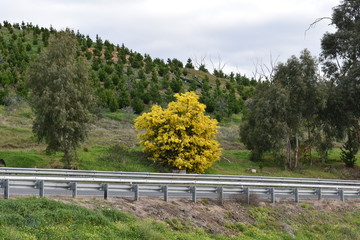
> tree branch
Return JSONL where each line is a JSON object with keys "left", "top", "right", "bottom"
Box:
{"left": 305, "top": 17, "right": 332, "bottom": 37}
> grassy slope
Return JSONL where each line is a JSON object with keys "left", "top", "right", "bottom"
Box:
{"left": 0, "top": 197, "right": 359, "bottom": 240}
{"left": 0, "top": 197, "right": 215, "bottom": 240}
{"left": 1, "top": 103, "right": 359, "bottom": 179}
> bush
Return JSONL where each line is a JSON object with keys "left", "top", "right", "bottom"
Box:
{"left": 135, "top": 92, "right": 222, "bottom": 173}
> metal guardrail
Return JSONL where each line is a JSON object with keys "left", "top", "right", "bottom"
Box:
{"left": 0, "top": 179, "right": 359, "bottom": 203}
{"left": 1, "top": 167, "right": 360, "bottom": 188}
{"left": 0, "top": 167, "right": 359, "bottom": 203}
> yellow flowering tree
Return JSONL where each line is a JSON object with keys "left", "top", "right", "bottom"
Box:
{"left": 135, "top": 92, "right": 222, "bottom": 173}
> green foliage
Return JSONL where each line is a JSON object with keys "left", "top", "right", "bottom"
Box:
{"left": 240, "top": 81, "right": 288, "bottom": 162}
{"left": 26, "top": 30, "right": 95, "bottom": 168}
{"left": 118, "top": 89, "right": 131, "bottom": 109}
{"left": 169, "top": 77, "right": 183, "bottom": 93}
{"left": 241, "top": 49, "right": 324, "bottom": 168}
{"left": 131, "top": 97, "right": 145, "bottom": 114}
{"left": 108, "top": 93, "right": 119, "bottom": 112}
{"left": 320, "top": 0, "right": 360, "bottom": 167}
{"left": 340, "top": 128, "right": 359, "bottom": 167}
{"left": 0, "top": 21, "right": 251, "bottom": 119}
{"left": 185, "top": 58, "right": 194, "bottom": 69}
{"left": 135, "top": 92, "right": 222, "bottom": 173}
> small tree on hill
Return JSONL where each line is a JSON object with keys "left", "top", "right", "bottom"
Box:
{"left": 340, "top": 128, "right": 359, "bottom": 168}
{"left": 27, "top": 30, "right": 94, "bottom": 168}
{"left": 135, "top": 92, "right": 222, "bottom": 173}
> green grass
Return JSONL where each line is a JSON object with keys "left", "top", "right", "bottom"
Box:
{"left": 0, "top": 150, "right": 48, "bottom": 168}
{"left": 0, "top": 197, "right": 229, "bottom": 240}
{"left": 104, "top": 110, "right": 136, "bottom": 123}
{"left": 218, "top": 113, "right": 242, "bottom": 126}
{"left": 204, "top": 149, "right": 360, "bottom": 179}
{"left": 78, "top": 145, "right": 158, "bottom": 172}
{"left": 206, "top": 150, "right": 257, "bottom": 175}
{"left": 0, "top": 197, "right": 358, "bottom": 240}
{"left": 241, "top": 205, "right": 360, "bottom": 240}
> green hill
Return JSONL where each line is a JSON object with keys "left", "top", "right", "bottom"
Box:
{"left": 0, "top": 21, "right": 256, "bottom": 120}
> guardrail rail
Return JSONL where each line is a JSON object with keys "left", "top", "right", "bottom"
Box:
{"left": 1, "top": 167, "right": 359, "bottom": 204}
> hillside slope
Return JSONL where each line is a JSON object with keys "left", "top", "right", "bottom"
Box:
{"left": 0, "top": 196, "right": 359, "bottom": 239}
{"left": 0, "top": 21, "right": 256, "bottom": 120}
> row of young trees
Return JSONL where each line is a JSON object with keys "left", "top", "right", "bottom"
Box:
{"left": 241, "top": 0, "right": 360, "bottom": 168}
{"left": 0, "top": 21, "right": 255, "bottom": 119}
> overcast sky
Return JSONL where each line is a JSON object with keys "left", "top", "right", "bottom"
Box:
{"left": 1, "top": 0, "right": 340, "bottom": 77}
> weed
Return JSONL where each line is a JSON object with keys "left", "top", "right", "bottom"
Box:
{"left": 299, "top": 203, "right": 312, "bottom": 210}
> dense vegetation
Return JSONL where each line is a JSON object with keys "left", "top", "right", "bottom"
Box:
{"left": 0, "top": 21, "right": 255, "bottom": 120}
{"left": 0, "top": 1, "right": 359, "bottom": 172}
{"left": 240, "top": 0, "right": 360, "bottom": 169}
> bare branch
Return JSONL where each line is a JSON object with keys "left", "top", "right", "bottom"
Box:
{"left": 210, "top": 54, "right": 227, "bottom": 74}
{"left": 192, "top": 54, "right": 207, "bottom": 69}
{"left": 252, "top": 54, "right": 280, "bottom": 81}
{"left": 305, "top": 17, "right": 332, "bottom": 37}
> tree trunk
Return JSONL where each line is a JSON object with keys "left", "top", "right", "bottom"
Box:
{"left": 287, "top": 137, "right": 292, "bottom": 169}
{"left": 294, "top": 135, "right": 299, "bottom": 169}
{"left": 308, "top": 124, "right": 313, "bottom": 166}
{"left": 62, "top": 149, "right": 73, "bottom": 169}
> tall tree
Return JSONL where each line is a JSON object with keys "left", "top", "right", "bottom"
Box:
{"left": 241, "top": 50, "right": 323, "bottom": 169}
{"left": 27, "top": 30, "right": 94, "bottom": 168}
{"left": 321, "top": 0, "right": 360, "bottom": 166}
{"left": 272, "top": 49, "right": 322, "bottom": 168}
{"left": 240, "top": 81, "right": 288, "bottom": 164}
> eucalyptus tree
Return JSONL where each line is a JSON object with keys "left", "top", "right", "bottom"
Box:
{"left": 27, "top": 30, "right": 94, "bottom": 168}
{"left": 241, "top": 50, "right": 323, "bottom": 169}
{"left": 320, "top": 0, "right": 360, "bottom": 166}
{"left": 240, "top": 81, "right": 289, "bottom": 165}
{"left": 272, "top": 49, "right": 322, "bottom": 168}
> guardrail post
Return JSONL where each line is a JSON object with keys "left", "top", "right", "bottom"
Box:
{"left": 294, "top": 188, "right": 299, "bottom": 203}
{"left": 69, "top": 182, "right": 77, "bottom": 198}
{"left": 102, "top": 183, "right": 109, "bottom": 200}
{"left": 317, "top": 188, "right": 322, "bottom": 200}
{"left": 244, "top": 187, "right": 250, "bottom": 204}
{"left": 37, "top": 180, "right": 45, "bottom": 198}
{"left": 339, "top": 189, "right": 345, "bottom": 201}
{"left": 270, "top": 188, "right": 275, "bottom": 203}
{"left": 133, "top": 184, "right": 139, "bottom": 201}
{"left": 217, "top": 186, "right": 224, "bottom": 205}
{"left": 163, "top": 185, "right": 168, "bottom": 202}
{"left": 191, "top": 186, "right": 197, "bottom": 203}
{"left": 2, "top": 179, "right": 9, "bottom": 199}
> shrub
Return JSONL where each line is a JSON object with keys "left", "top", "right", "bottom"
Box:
{"left": 135, "top": 92, "right": 222, "bottom": 173}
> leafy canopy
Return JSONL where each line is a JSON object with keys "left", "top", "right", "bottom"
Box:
{"left": 321, "top": 0, "right": 360, "bottom": 166}
{"left": 26, "top": 30, "right": 94, "bottom": 168}
{"left": 135, "top": 92, "right": 222, "bottom": 173}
